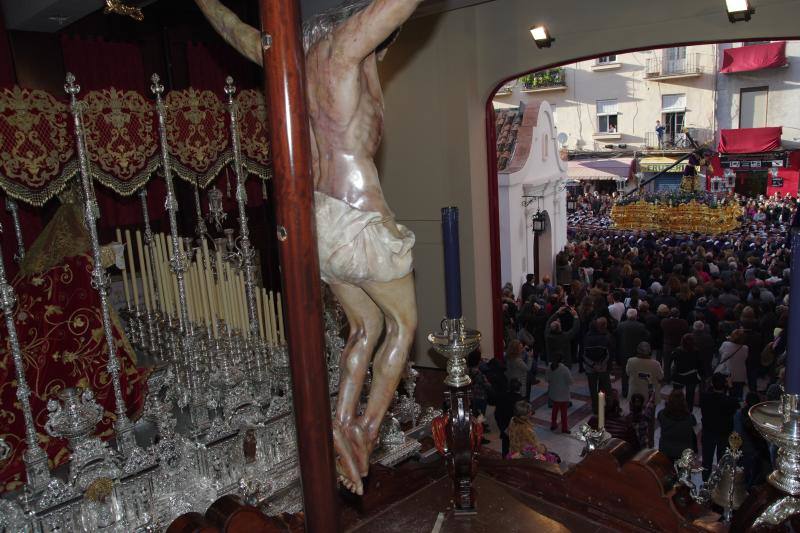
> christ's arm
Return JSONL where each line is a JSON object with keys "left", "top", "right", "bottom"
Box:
{"left": 195, "top": 0, "right": 263, "bottom": 66}
{"left": 330, "top": 0, "right": 423, "bottom": 65}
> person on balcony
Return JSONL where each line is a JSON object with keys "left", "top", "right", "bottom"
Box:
{"left": 655, "top": 120, "right": 666, "bottom": 148}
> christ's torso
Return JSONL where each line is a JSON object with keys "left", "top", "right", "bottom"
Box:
{"left": 306, "top": 42, "right": 393, "bottom": 217}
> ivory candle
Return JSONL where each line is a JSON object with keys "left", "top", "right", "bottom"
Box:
{"left": 598, "top": 391, "right": 606, "bottom": 430}
{"left": 261, "top": 289, "right": 275, "bottom": 344}
{"left": 268, "top": 291, "right": 278, "bottom": 344}
{"left": 143, "top": 243, "right": 157, "bottom": 312}
{"left": 201, "top": 246, "right": 218, "bottom": 338}
{"left": 154, "top": 234, "right": 169, "bottom": 314}
{"left": 256, "top": 289, "right": 265, "bottom": 339}
{"left": 116, "top": 229, "right": 131, "bottom": 308}
{"left": 124, "top": 229, "right": 140, "bottom": 310}
{"left": 195, "top": 251, "right": 212, "bottom": 332}
{"left": 276, "top": 292, "right": 285, "bottom": 344}
{"left": 135, "top": 231, "right": 151, "bottom": 312}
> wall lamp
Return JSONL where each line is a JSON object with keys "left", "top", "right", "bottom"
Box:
{"left": 726, "top": 0, "right": 754, "bottom": 22}
{"left": 529, "top": 26, "right": 555, "bottom": 48}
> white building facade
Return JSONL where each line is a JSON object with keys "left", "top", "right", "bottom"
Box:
{"left": 494, "top": 45, "right": 718, "bottom": 152}
{"left": 497, "top": 101, "right": 567, "bottom": 292}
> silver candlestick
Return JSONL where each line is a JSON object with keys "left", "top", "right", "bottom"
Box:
{"left": 65, "top": 72, "right": 137, "bottom": 455}
{"left": 193, "top": 183, "right": 208, "bottom": 239}
{"left": 224, "top": 77, "right": 259, "bottom": 341}
{"left": 151, "top": 73, "right": 191, "bottom": 337}
{"left": 0, "top": 221, "right": 50, "bottom": 492}
{"left": 428, "top": 318, "right": 480, "bottom": 388}
{"left": 4, "top": 196, "right": 25, "bottom": 263}
{"left": 750, "top": 393, "right": 800, "bottom": 526}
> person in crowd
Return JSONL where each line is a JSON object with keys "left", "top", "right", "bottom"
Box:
{"left": 608, "top": 290, "right": 626, "bottom": 323}
{"left": 627, "top": 391, "right": 655, "bottom": 450}
{"left": 691, "top": 321, "right": 716, "bottom": 379}
{"left": 545, "top": 305, "right": 580, "bottom": 365}
{"left": 505, "top": 339, "right": 532, "bottom": 398}
{"left": 616, "top": 308, "right": 650, "bottom": 398}
{"left": 717, "top": 328, "right": 749, "bottom": 400}
{"left": 546, "top": 355, "right": 573, "bottom": 433}
{"left": 507, "top": 400, "right": 559, "bottom": 463}
{"left": 734, "top": 392, "right": 772, "bottom": 488}
{"left": 468, "top": 350, "right": 493, "bottom": 420}
{"left": 661, "top": 308, "right": 689, "bottom": 383}
{"left": 657, "top": 389, "right": 698, "bottom": 463}
{"left": 740, "top": 307, "right": 765, "bottom": 394}
{"left": 670, "top": 333, "right": 703, "bottom": 409}
{"left": 699, "top": 372, "right": 740, "bottom": 481}
{"left": 583, "top": 317, "right": 615, "bottom": 415}
{"left": 520, "top": 273, "right": 537, "bottom": 304}
{"left": 494, "top": 378, "right": 523, "bottom": 458}
{"left": 626, "top": 341, "right": 663, "bottom": 402}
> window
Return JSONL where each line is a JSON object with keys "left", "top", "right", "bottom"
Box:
{"left": 740, "top": 86, "right": 768, "bottom": 128}
{"left": 597, "top": 55, "right": 617, "bottom": 64}
{"left": 663, "top": 47, "right": 687, "bottom": 74}
{"left": 597, "top": 99, "right": 618, "bottom": 133}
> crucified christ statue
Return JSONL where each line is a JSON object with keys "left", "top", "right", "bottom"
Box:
{"left": 196, "top": 0, "right": 420, "bottom": 495}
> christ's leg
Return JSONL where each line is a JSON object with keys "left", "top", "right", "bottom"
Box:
{"left": 353, "top": 273, "right": 417, "bottom": 464}
{"left": 328, "top": 281, "right": 384, "bottom": 494}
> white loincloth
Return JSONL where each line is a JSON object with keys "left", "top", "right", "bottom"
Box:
{"left": 315, "top": 191, "right": 415, "bottom": 285}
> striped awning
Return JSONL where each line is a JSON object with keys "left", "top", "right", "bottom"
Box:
{"left": 567, "top": 158, "right": 632, "bottom": 181}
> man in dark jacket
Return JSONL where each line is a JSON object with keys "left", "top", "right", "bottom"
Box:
{"left": 545, "top": 306, "right": 580, "bottom": 365}
{"left": 583, "top": 317, "right": 615, "bottom": 414}
{"left": 691, "top": 320, "right": 716, "bottom": 378}
{"left": 616, "top": 308, "right": 650, "bottom": 398}
{"left": 520, "top": 273, "right": 537, "bottom": 305}
{"left": 700, "top": 373, "right": 740, "bottom": 480}
{"left": 661, "top": 308, "right": 689, "bottom": 382}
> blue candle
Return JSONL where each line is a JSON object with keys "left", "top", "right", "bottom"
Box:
{"left": 441, "top": 207, "right": 462, "bottom": 320}
{"left": 786, "top": 228, "right": 800, "bottom": 394}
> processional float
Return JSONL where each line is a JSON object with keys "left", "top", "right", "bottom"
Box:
{"left": 0, "top": 67, "right": 434, "bottom": 530}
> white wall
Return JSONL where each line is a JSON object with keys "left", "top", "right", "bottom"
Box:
{"left": 498, "top": 101, "right": 567, "bottom": 293}
{"left": 377, "top": 0, "right": 800, "bottom": 362}
{"left": 716, "top": 41, "right": 800, "bottom": 148}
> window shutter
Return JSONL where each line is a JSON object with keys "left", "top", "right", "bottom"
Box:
{"left": 662, "top": 94, "right": 686, "bottom": 112}
{"left": 597, "top": 99, "right": 618, "bottom": 115}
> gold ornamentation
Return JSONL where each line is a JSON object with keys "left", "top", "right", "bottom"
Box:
{"left": 84, "top": 477, "right": 114, "bottom": 501}
{"left": 236, "top": 89, "right": 272, "bottom": 179}
{"left": 611, "top": 199, "right": 741, "bottom": 234}
{"left": 103, "top": 0, "right": 144, "bottom": 22}
{"left": 83, "top": 89, "right": 159, "bottom": 195}
{"left": 165, "top": 89, "right": 231, "bottom": 187}
{"left": 0, "top": 86, "right": 76, "bottom": 205}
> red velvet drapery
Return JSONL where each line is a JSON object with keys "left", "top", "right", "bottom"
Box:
{"left": 61, "top": 35, "right": 147, "bottom": 93}
{"left": 186, "top": 41, "right": 258, "bottom": 95}
{"left": 720, "top": 41, "right": 788, "bottom": 74}
{"left": 0, "top": 8, "right": 15, "bottom": 87}
{"left": 718, "top": 127, "right": 783, "bottom": 154}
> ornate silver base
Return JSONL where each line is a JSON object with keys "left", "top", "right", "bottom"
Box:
{"left": 751, "top": 394, "right": 800, "bottom": 496}
{"left": 428, "top": 317, "right": 481, "bottom": 388}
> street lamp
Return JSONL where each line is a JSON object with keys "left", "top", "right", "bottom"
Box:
{"left": 531, "top": 211, "right": 547, "bottom": 233}
{"left": 567, "top": 197, "right": 576, "bottom": 212}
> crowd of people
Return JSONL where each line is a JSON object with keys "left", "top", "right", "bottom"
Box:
{"left": 481, "top": 191, "right": 796, "bottom": 488}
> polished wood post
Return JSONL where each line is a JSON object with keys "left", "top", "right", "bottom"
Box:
{"left": 258, "top": 0, "right": 339, "bottom": 530}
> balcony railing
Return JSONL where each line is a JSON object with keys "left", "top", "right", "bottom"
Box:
{"left": 644, "top": 52, "right": 702, "bottom": 79}
{"left": 519, "top": 68, "right": 566, "bottom": 91}
{"left": 644, "top": 127, "right": 712, "bottom": 150}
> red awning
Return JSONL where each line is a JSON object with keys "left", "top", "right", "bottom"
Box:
{"left": 720, "top": 42, "right": 788, "bottom": 74}
{"left": 718, "top": 127, "right": 782, "bottom": 154}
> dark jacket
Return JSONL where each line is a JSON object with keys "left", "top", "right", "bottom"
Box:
{"left": 582, "top": 329, "right": 615, "bottom": 374}
{"left": 615, "top": 320, "right": 650, "bottom": 363}
{"left": 661, "top": 317, "right": 689, "bottom": 357}
{"left": 670, "top": 348, "right": 703, "bottom": 385}
{"left": 657, "top": 410, "right": 697, "bottom": 462}
{"left": 545, "top": 312, "right": 580, "bottom": 363}
{"left": 700, "top": 390, "right": 739, "bottom": 437}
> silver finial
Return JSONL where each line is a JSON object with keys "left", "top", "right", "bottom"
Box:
{"left": 224, "top": 76, "right": 236, "bottom": 99}
{"left": 150, "top": 73, "right": 164, "bottom": 96}
{"left": 64, "top": 72, "right": 80, "bottom": 96}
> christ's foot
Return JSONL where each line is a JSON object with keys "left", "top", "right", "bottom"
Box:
{"left": 346, "top": 423, "right": 374, "bottom": 478}
{"left": 333, "top": 421, "right": 363, "bottom": 495}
